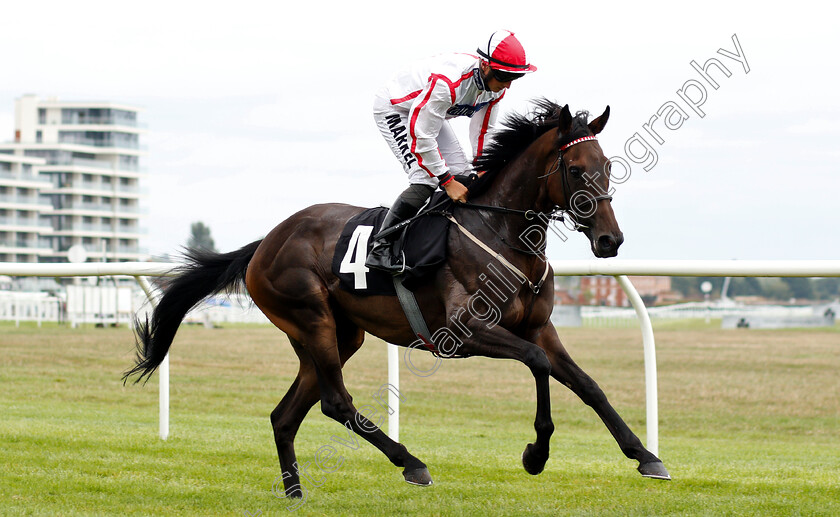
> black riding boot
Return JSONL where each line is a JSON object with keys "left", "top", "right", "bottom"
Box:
{"left": 365, "top": 184, "right": 434, "bottom": 274}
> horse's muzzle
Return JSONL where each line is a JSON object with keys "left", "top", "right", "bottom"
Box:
{"left": 593, "top": 232, "right": 624, "bottom": 258}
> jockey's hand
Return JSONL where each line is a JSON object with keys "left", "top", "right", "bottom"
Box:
{"left": 443, "top": 179, "right": 469, "bottom": 203}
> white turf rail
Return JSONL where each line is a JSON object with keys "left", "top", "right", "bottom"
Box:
{"left": 3, "top": 259, "right": 840, "bottom": 454}
{"left": 547, "top": 259, "right": 840, "bottom": 277}
{"left": 0, "top": 261, "right": 177, "bottom": 277}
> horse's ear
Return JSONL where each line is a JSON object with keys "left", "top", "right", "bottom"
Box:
{"left": 558, "top": 104, "right": 573, "bottom": 132}
{"left": 588, "top": 106, "right": 610, "bottom": 135}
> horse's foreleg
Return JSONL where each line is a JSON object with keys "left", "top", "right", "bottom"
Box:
{"left": 534, "top": 326, "right": 671, "bottom": 480}
{"left": 461, "top": 324, "right": 555, "bottom": 475}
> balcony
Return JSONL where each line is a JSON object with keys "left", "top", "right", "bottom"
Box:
{"left": 0, "top": 216, "right": 52, "bottom": 229}
{"left": 57, "top": 133, "right": 141, "bottom": 151}
{"left": 58, "top": 138, "right": 139, "bottom": 150}
{"left": 0, "top": 169, "right": 52, "bottom": 184}
{"left": 36, "top": 155, "right": 142, "bottom": 172}
{"left": 0, "top": 194, "right": 52, "bottom": 208}
{"left": 0, "top": 241, "right": 47, "bottom": 254}
{"left": 60, "top": 115, "right": 141, "bottom": 128}
{"left": 117, "top": 245, "right": 148, "bottom": 254}
{"left": 80, "top": 202, "right": 118, "bottom": 213}
{"left": 69, "top": 157, "right": 116, "bottom": 169}
{"left": 53, "top": 202, "right": 141, "bottom": 214}
{"left": 60, "top": 108, "right": 144, "bottom": 129}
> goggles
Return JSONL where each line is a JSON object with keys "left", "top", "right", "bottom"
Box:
{"left": 490, "top": 68, "right": 525, "bottom": 83}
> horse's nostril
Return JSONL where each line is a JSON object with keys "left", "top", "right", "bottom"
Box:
{"left": 598, "top": 235, "right": 616, "bottom": 251}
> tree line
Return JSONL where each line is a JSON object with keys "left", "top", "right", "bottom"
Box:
{"left": 671, "top": 277, "right": 840, "bottom": 301}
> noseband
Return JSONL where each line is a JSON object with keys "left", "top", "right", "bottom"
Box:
{"left": 539, "top": 134, "right": 613, "bottom": 229}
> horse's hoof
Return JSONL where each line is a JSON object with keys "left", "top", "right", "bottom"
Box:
{"left": 638, "top": 461, "right": 671, "bottom": 480}
{"left": 521, "top": 442, "right": 548, "bottom": 475}
{"left": 403, "top": 466, "right": 433, "bottom": 486}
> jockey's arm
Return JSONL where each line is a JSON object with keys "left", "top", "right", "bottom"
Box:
{"left": 406, "top": 78, "right": 454, "bottom": 181}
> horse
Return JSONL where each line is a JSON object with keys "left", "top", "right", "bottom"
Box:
{"left": 124, "top": 100, "right": 671, "bottom": 498}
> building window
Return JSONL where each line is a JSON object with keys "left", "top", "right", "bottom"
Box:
{"left": 38, "top": 109, "right": 47, "bottom": 124}
{"left": 36, "top": 130, "right": 42, "bottom": 143}
{"left": 118, "top": 155, "right": 138, "bottom": 170}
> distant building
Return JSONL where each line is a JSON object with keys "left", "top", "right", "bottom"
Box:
{"left": 577, "top": 275, "right": 676, "bottom": 307}
{"left": 579, "top": 276, "right": 627, "bottom": 306}
{"left": 0, "top": 95, "right": 147, "bottom": 263}
{"left": 0, "top": 153, "right": 52, "bottom": 262}
{"left": 630, "top": 276, "right": 678, "bottom": 304}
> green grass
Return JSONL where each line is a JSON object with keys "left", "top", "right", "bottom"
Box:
{"left": 1, "top": 323, "right": 839, "bottom": 516}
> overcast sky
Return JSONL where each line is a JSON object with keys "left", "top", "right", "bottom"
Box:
{"left": 1, "top": 1, "right": 838, "bottom": 261}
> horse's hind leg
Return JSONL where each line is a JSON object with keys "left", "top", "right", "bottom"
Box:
{"left": 249, "top": 260, "right": 429, "bottom": 486}
{"left": 271, "top": 323, "right": 367, "bottom": 498}
{"left": 270, "top": 338, "right": 320, "bottom": 499}
{"left": 308, "top": 326, "right": 432, "bottom": 486}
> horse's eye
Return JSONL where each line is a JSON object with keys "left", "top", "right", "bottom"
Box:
{"left": 568, "top": 166, "right": 583, "bottom": 178}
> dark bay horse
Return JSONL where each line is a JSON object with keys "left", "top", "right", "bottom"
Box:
{"left": 125, "top": 100, "right": 670, "bottom": 497}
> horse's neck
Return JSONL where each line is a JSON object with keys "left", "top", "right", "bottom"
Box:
{"left": 473, "top": 129, "right": 556, "bottom": 213}
{"left": 462, "top": 130, "right": 556, "bottom": 258}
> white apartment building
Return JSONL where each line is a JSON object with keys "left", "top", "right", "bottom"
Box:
{"left": 0, "top": 95, "right": 147, "bottom": 263}
{"left": 0, "top": 153, "right": 53, "bottom": 262}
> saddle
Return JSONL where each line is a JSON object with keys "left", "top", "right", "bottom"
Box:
{"left": 331, "top": 191, "right": 452, "bottom": 296}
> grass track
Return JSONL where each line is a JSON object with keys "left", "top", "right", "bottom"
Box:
{"left": 1, "top": 322, "right": 838, "bottom": 516}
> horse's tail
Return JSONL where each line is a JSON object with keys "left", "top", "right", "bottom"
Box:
{"left": 122, "top": 239, "right": 263, "bottom": 385}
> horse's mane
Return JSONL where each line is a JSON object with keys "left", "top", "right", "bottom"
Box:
{"left": 470, "top": 98, "right": 591, "bottom": 197}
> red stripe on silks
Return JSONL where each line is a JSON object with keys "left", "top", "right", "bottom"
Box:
{"left": 409, "top": 75, "right": 456, "bottom": 177}
{"left": 428, "top": 73, "right": 456, "bottom": 103}
{"left": 409, "top": 77, "right": 441, "bottom": 177}
{"left": 390, "top": 90, "right": 422, "bottom": 105}
{"left": 475, "top": 91, "right": 505, "bottom": 157}
{"left": 393, "top": 71, "right": 464, "bottom": 106}
{"left": 452, "top": 70, "right": 474, "bottom": 89}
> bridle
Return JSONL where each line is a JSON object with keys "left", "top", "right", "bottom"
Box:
{"left": 538, "top": 134, "right": 613, "bottom": 230}
{"left": 392, "top": 131, "right": 615, "bottom": 261}
{"left": 452, "top": 132, "right": 614, "bottom": 251}
{"left": 426, "top": 132, "right": 616, "bottom": 295}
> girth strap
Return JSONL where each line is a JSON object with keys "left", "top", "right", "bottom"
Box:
{"left": 392, "top": 275, "right": 439, "bottom": 355}
{"left": 445, "top": 214, "right": 550, "bottom": 294}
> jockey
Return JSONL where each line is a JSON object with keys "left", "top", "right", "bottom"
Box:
{"left": 366, "top": 30, "right": 537, "bottom": 274}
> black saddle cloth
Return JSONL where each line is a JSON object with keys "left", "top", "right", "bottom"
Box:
{"left": 331, "top": 192, "right": 452, "bottom": 296}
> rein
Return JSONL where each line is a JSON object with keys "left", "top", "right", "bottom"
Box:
{"left": 457, "top": 202, "right": 565, "bottom": 223}
{"left": 443, "top": 132, "right": 614, "bottom": 294}
{"left": 380, "top": 133, "right": 612, "bottom": 295}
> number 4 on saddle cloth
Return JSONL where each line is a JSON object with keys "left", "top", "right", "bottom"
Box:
{"left": 331, "top": 192, "right": 451, "bottom": 296}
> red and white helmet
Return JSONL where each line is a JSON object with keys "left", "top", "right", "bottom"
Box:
{"left": 477, "top": 30, "right": 537, "bottom": 74}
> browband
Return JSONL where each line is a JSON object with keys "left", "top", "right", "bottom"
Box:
{"left": 560, "top": 135, "right": 597, "bottom": 151}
